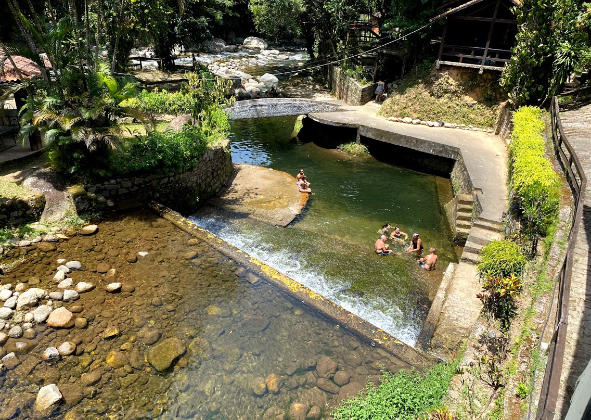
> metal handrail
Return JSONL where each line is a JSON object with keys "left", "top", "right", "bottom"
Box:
{"left": 534, "top": 96, "right": 587, "bottom": 419}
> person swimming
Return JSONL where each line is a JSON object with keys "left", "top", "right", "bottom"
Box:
{"left": 389, "top": 226, "right": 408, "bottom": 242}
{"left": 377, "top": 223, "right": 391, "bottom": 236}
{"left": 418, "top": 247, "right": 437, "bottom": 270}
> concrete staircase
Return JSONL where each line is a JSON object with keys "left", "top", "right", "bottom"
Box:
{"left": 455, "top": 194, "right": 473, "bottom": 243}
{"left": 460, "top": 216, "right": 505, "bottom": 264}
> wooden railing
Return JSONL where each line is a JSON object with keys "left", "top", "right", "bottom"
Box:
{"left": 534, "top": 95, "right": 587, "bottom": 419}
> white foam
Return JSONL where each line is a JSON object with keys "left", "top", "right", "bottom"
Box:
{"left": 189, "top": 215, "right": 420, "bottom": 347}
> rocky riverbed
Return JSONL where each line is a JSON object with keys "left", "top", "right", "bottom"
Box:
{"left": 0, "top": 208, "right": 412, "bottom": 419}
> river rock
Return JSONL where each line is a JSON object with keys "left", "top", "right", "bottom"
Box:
{"left": 106, "top": 283, "right": 122, "bottom": 293}
{"left": 32, "top": 305, "right": 53, "bottom": 323}
{"left": 63, "top": 290, "right": 79, "bottom": 301}
{"left": 147, "top": 338, "right": 186, "bottom": 372}
{"left": 243, "top": 36, "right": 268, "bottom": 49}
{"left": 106, "top": 350, "right": 128, "bottom": 368}
{"left": 0, "top": 307, "right": 13, "bottom": 319}
{"left": 105, "top": 269, "right": 117, "bottom": 281}
{"left": 143, "top": 330, "right": 162, "bottom": 345}
{"left": 57, "top": 265, "right": 70, "bottom": 274}
{"left": 74, "top": 317, "right": 87, "bottom": 328}
{"left": 0, "top": 289, "right": 12, "bottom": 301}
{"left": 316, "top": 357, "right": 338, "bottom": 378}
{"left": 58, "top": 279, "right": 73, "bottom": 289}
{"left": 15, "top": 283, "right": 26, "bottom": 292}
{"left": 48, "top": 292, "right": 63, "bottom": 301}
{"left": 125, "top": 253, "right": 138, "bottom": 263}
{"left": 0, "top": 332, "right": 7, "bottom": 345}
{"left": 338, "top": 381, "right": 364, "bottom": 401}
{"left": 58, "top": 342, "right": 76, "bottom": 356}
{"left": 8, "top": 326, "right": 22, "bottom": 338}
{"left": 38, "top": 242, "right": 57, "bottom": 252}
{"left": 16, "top": 290, "right": 38, "bottom": 310}
{"left": 81, "top": 370, "right": 102, "bottom": 386}
{"left": 102, "top": 326, "right": 120, "bottom": 339}
{"left": 81, "top": 225, "right": 98, "bottom": 235}
{"left": 42, "top": 347, "right": 60, "bottom": 361}
{"left": 288, "top": 402, "right": 308, "bottom": 420}
{"left": 46, "top": 307, "right": 73, "bottom": 327}
{"left": 35, "top": 384, "right": 62, "bottom": 412}
{"left": 266, "top": 373, "right": 283, "bottom": 394}
{"left": 263, "top": 406, "right": 286, "bottom": 420}
{"left": 75, "top": 282, "right": 94, "bottom": 293}
{"left": 334, "top": 370, "right": 351, "bottom": 386}
{"left": 242, "top": 316, "right": 270, "bottom": 333}
{"left": 66, "top": 261, "right": 82, "bottom": 270}
{"left": 2, "top": 352, "right": 20, "bottom": 369}
{"left": 3, "top": 296, "right": 16, "bottom": 309}
{"left": 121, "top": 284, "right": 135, "bottom": 293}
{"left": 316, "top": 378, "right": 339, "bottom": 394}
{"left": 138, "top": 251, "right": 148, "bottom": 257}
{"left": 96, "top": 263, "right": 110, "bottom": 273}
{"left": 251, "top": 376, "right": 268, "bottom": 396}
{"left": 54, "top": 270, "right": 66, "bottom": 282}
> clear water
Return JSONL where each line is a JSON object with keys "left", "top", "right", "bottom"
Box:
{"left": 191, "top": 116, "right": 457, "bottom": 347}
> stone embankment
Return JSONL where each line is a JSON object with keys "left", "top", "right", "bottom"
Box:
{"left": 227, "top": 98, "right": 341, "bottom": 120}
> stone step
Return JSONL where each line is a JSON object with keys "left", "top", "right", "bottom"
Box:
{"left": 457, "top": 203, "right": 473, "bottom": 213}
{"left": 460, "top": 250, "right": 480, "bottom": 264}
{"left": 456, "top": 194, "right": 473, "bottom": 205}
{"left": 464, "top": 239, "right": 484, "bottom": 255}
{"left": 457, "top": 220, "right": 472, "bottom": 230}
{"left": 456, "top": 213, "right": 472, "bottom": 222}
{"left": 466, "top": 234, "right": 495, "bottom": 247}
{"left": 474, "top": 217, "right": 504, "bottom": 233}
{"left": 456, "top": 227, "right": 471, "bottom": 237}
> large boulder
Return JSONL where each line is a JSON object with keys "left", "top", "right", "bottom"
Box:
{"left": 166, "top": 114, "right": 198, "bottom": 132}
{"left": 204, "top": 38, "right": 226, "bottom": 53}
{"left": 147, "top": 338, "right": 186, "bottom": 372}
{"left": 243, "top": 36, "right": 268, "bottom": 49}
{"left": 259, "top": 73, "right": 279, "bottom": 88}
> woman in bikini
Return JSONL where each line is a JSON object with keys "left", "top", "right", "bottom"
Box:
{"left": 389, "top": 226, "right": 408, "bottom": 242}
{"left": 298, "top": 176, "right": 312, "bottom": 193}
{"left": 406, "top": 233, "right": 423, "bottom": 256}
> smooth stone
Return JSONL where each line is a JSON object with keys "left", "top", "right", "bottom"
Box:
{"left": 8, "top": 326, "right": 23, "bottom": 338}
{"left": 48, "top": 292, "right": 63, "bottom": 300}
{"left": 289, "top": 402, "right": 308, "bottom": 420}
{"left": 57, "top": 265, "right": 71, "bottom": 274}
{"left": 23, "top": 328, "right": 36, "bottom": 339}
{"left": 70, "top": 305, "right": 83, "bottom": 313}
{"left": 2, "top": 352, "right": 20, "bottom": 369}
{"left": 0, "top": 332, "right": 8, "bottom": 345}
{"left": 46, "top": 307, "right": 73, "bottom": 327}
{"left": 0, "top": 289, "right": 12, "bottom": 301}
{"left": 53, "top": 271, "right": 66, "bottom": 282}
{"left": 15, "top": 341, "right": 29, "bottom": 352}
{"left": 316, "top": 378, "right": 339, "bottom": 394}
{"left": 152, "top": 297, "right": 163, "bottom": 307}
{"left": 58, "top": 342, "right": 76, "bottom": 356}
{"left": 121, "top": 284, "right": 135, "bottom": 293}
{"left": 33, "top": 305, "right": 53, "bottom": 323}
{"left": 316, "top": 357, "right": 338, "bottom": 378}
{"left": 75, "top": 282, "right": 94, "bottom": 293}
{"left": 42, "top": 347, "right": 60, "bottom": 361}
{"left": 251, "top": 377, "right": 268, "bottom": 396}
{"left": 81, "top": 370, "right": 102, "bottom": 386}
{"left": 266, "top": 373, "right": 283, "bottom": 394}
{"left": 65, "top": 261, "right": 82, "bottom": 270}
{"left": 138, "top": 252, "right": 148, "bottom": 257}
{"left": 143, "top": 330, "right": 162, "bottom": 345}
{"left": 125, "top": 253, "right": 137, "bottom": 263}
{"left": 0, "top": 307, "right": 14, "bottom": 319}
{"left": 63, "top": 290, "right": 79, "bottom": 302}
{"left": 74, "top": 318, "right": 87, "bottom": 329}
{"left": 3, "top": 296, "right": 17, "bottom": 309}
{"left": 57, "top": 259, "right": 67, "bottom": 264}
{"left": 183, "top": 250, "right": 199, "bottom": 260}
{"left": 106, "top": 351, "right": 128, "bottom": 368}
{"left": 307, "top": 406, "right": 321, "bottom": 419}
{"left": 105, "top": 269, "right": 117, "bottom": 281}
{"left": 106, "top": 283, "right": 122, "bottom": 293}
{"left": 15, "top": 283, "right": 26, "bottom": 292}
{"left": 35, "top": 384, "right": 62, "bottom": 412}
{"left": 102, "top": 326, "right": 120, "bottom": 339}
{"left": 334, "top": 370, "right": 351, "bottom": 386}
{"left": 58, "top": 279, "right": 74, "bottom": 289}
{"left": 81, "top": 225, "right": 98, "bottom": 235}
{"left": 37, "top": 242, "right": 57, "bottom": 252}
{"left": 147, "top": 338, "right": 186, "bottom": 372}
{"left": 96, "top": 263, "right": 110, "bottom": 273}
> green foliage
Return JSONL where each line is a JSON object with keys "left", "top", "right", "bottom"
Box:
{"left": 421, "top": 407, "right": 459, "bottom": 420}
{"left": 337, "top": 142, "right": 370, "bottom": 156}
{"left": 250, "top": 0, "right": 304, "bottom": 41}
{"left": 516, "top": 382, "right": 530, "bottom": 399}
{"left": 332, "top": 362, "right": 457, "bottom": 420}
{"left": 341, "top": 63, "right": 372, "bottom": 86}
{"left": 124, "top": 89, "right": 194, "bottom": 116}
{"left": 509, "top": 107, "right": 560, "bottom": 239}
{"left": 110, "top": 126, "right": 208, "bottom": 175}
{"left": 477, "top": 240, "right": 526, "bottom": 279}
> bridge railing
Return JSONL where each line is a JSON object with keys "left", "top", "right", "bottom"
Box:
{"left": 534, "top": 94, "right": 587, "bottom": 419}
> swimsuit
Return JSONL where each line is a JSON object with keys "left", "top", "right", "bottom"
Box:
{"left": 378, "top": 251, "right": 390, "bottom": 256}
{"left": 419, "top": 262, "right": 426, "bottom": 269}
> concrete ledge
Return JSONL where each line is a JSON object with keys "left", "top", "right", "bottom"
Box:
{"left": 150, "top": 201, "right": 437, "bottom": 369}
{"left": 226, "top": 98, "right": 341, "bottom": 120}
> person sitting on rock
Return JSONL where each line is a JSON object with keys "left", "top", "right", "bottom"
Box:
{"left": 296, "top": 169, "right": 306, "bottom": 183}
{"left": 298, "top": 176, "right": 311, "bottom": 193}
{"left": 418, "top": 247, "right": 438, "bottom": 270}
{"left": 375, "top": 235, "right": 393, "bottom": 255}
{"left": 406, "top": 233, "right": 423, "bottom": 256}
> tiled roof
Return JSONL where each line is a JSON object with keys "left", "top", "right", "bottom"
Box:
{"left": 0, "top": 55, "right": 48, "bottom": 83}
{"left": 431, "top": 0, "right": 520, "bottom": 22}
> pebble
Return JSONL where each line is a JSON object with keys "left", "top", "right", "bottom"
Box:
{"left": 24, "top": 313, "right": 34, "bottom": 322}
{"left": 0, "top": 284, "right": 11, "bottom": 290}
{"left": 63, "top": 290, "right": 80, "bottom": 302}
{"left": 46, "top": 307, "right": 73, "bottom": 327}
{"left": 53, "top": 271, "right": 66, "bottom": 282}
{"left": 0, "top": 307, "right": 14, "bottom": 320}
{"left": 57, "top": 342, "right": 76, "bottom": 356}
{"left": 0, "top": 289, "right": 12, "bottom": 301}
{"left": 70, "top": 305, "right": 83, "bottom": 313}
{"left": 35, "top": 384, "right": 62, "bottom": 412}
{"left": 43, "top": 234, "right": 59, "bottom": 242}
{"left": 0, "top": 332, "right": 7, "bottom": 345}
{"left": 81, "top": 225, "right": 98, "bottom": 235}
{"left": 121, "top": 284, "right": 135, "bottom": 293}
{"left": 57, "top": 259, "right": 67, "bottom": 264}
{"left": 33, "top": 305, "right": 54, "bottom": 323}
{"left": 105, "top": 269, "right": 117, "bottom": 281}
{"left": 23, "top": 328, "right": 36, "bottom": 339}
{"left": 15, "top": 283, "right": 26, "bottom": 292}
{"left": 57, "top": 265, "right": 71, "bottom": 274}
{"left": 65, "top": 261, "right": 82, "bottom": 270}
{"left": 42, "top": 347, "right": 60, "bottom": 361}
{"left": 4, "top": 296, "right": 17, "bottom": 309}
{"left": 57, "top": 278, "right": 74, "bottom": 289}
{"left": 8, "top": 325, "right": 23, "bottom": 338}
{"left": 75, "top": 282, "right": 94, "bottom": 293}
{"left": 138, "top": 251, "right": 149, "bottom": 257}
{"left": 96, "top": 263, "right": 110, "bottom": 273}
{"left": 2, "top": 352, "right": 20, "bottom": 369}
{"left": 16, "top": 290, "right": 40, "bottom": 310}
{"left": 106, "top": 283, "right": 122, "bottom": 293}
{"left": 15, "top": 341, "right": 29, "bottom": 351}
{"left": 102, "top": 326, "right": 120, "bottom": 339}
{"left": 81, "top": 370, "right": 102, "bottom": 386}
{"left": 48, "top": 292, "right": 63, "bottom": 300}
{"left": 74, "top": 317, "right": 87, "bottom": 329}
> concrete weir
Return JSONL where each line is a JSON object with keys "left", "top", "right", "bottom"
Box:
{"left": 306, "top": 109, "right": 508, "bottom": 361}
{"left": 150, "top": 201, "right": 436, "bottom": 369}
{"left": 226, "top": 98, "right": 342, "bottom": 120}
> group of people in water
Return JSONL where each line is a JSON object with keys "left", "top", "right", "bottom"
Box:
{"left": 296, "top": 169, "right": 312, "bottom": 193}
{"left": 374, "top": 223, "right": 438, "bottom": 271}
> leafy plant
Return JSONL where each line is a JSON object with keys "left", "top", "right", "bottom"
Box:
{"left": 337, "top": 142, "right": 370, "bottom": 156}
{"left": 516, "top": 381, "right": 530, "bottom": 399}
{"left": 421, "top": 407, "right": 459, "bottom": 420}
{"left": 477, "top": 354, "right": 505, "bottom": 390}
{"left": 477, "top": 274, "right": 523, "bottom": 329}
{"left": 477, "top": 240, "right": 526, "bottom": 279}
{"left": 332, "top": 362, "right": 458, "bottom": 420}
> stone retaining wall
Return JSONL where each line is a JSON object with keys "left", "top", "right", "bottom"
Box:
{"left": 495, "top": 101, "right": 513, "bottom": 142}
{"left": 75, "top": 142, "right": 233, "bottom": 214}
{"left": 329, "top": 66, "right": 376, "bottom": 106}
{"left": 0, "top": 194, "right": 46, "bottom": 228}
{"left": 227, "top": 98, "right": 340, "bottom": 120}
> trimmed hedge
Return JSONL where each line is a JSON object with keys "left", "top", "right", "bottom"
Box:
{"left": 477, "top": 239, "right": 526, "bottom": 279}
{"left": 509, "top": 107, "right": 560, "bottom": 236}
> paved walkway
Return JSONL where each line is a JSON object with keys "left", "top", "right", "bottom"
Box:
{"left": 554, "top": 102, "right": 591, "bottom": 419}
{"left": 308, "top": 103, "right": 508, "bottom": 360}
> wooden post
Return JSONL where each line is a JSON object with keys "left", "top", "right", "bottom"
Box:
{"left": 436, "top": 19, "right": 448, "bottom": 69}
{"left": 481, "top": 0, "right": 501, "bottom": 73}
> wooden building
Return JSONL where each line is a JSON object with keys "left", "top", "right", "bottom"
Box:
{"left": 431, "top": 0, "right": 520, "bottom": 73}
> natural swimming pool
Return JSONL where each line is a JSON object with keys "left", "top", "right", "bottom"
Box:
{"left": 191, "top": 116, "right": 459, "bottom": 347}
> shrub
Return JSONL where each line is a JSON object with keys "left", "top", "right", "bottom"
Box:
{"left": 509, "top": 106, "right": 560, "bottom": 238}
{"left": 477, "top": 240, "right": 526, "bottom": 279}
{"left": 421, "top": 407, "right": 459, "bottom": 420}
{"left": 332, "top": 362, "right": 457, "bottom": 420}
{"left": 125, "top": 89, "right": 194, "bottom": 115}
{"left": 337, "top": 142, "right": 370, "bottom": 157}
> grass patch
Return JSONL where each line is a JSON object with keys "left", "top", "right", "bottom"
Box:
{"left": 332, "top": 361, "right": 458, "bottom": 420}
{"left": 337, "top": 142, "right": 370, "bottom": 157}
{"left": 0, "top": 178, "right": 37, "bottom": 199}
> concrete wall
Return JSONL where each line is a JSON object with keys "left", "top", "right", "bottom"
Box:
{"left": 0, "top": 194, "right": 46, "bottom": 228}
{"left": 75, "top": 142, "right": 234, "bottom": 214}
{"left": 329, "top": 66, "right": 376, "bottom": 106}
{"left": 227, "top": 98, "right": 340, "bottom": 120}
{"left": 495, "top": 101, "right": 513, "bottom": 143}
